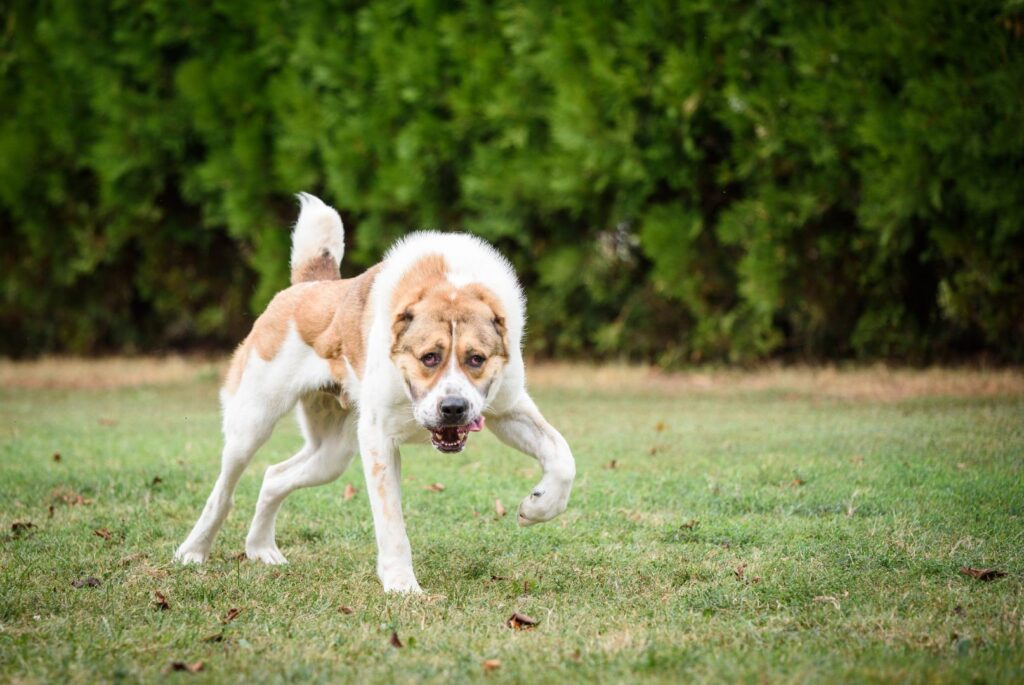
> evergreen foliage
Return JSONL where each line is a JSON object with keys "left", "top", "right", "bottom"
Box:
{"left": 2, "top": 1, "right": 1022, "bottom": 361}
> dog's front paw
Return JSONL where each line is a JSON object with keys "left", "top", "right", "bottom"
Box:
{"left": 517, "top": 482, "right": 570, "bottom": 527}
{"left": 378, "top": 564, "right": 422, "bottom": 594}
{"left": 174, "top": 545, "right": 209, "bottom": 565}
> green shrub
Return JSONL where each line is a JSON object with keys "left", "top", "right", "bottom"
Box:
{"left": 2, "top": 0, "right": 1021, "bottom": 362}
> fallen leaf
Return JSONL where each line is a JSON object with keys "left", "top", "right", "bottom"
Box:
{"left": 569, "top": 649, "right": 582, "bottom": 661}
{"left": 153, "top": 591, "right": 171, "bottom": 611}
{"left": 47, "top": 505, "right": 54, "bottom": 519}
{"left": 50, "top": 487, "right": 93, "bottom": 506}
{"left": 202, "top": 633, "right": 224, "bottom": 643}
{"left": 339, "top": 605, "right": 354, "bottom": 615}
{"left": 790, "top": 478, "right": 805, "bottom": 487}
{"left": 733, "top": 564, "right": 746, "bottom": 581}
{"left": 389, "top": 630, "right": 403, "bottom": 648}
{"left": 604, "top": 459, "right": 617, "bottom": 469}
{"left": 426, "top": 483, "right": 445, "bottom": 492}
{"left": 482, "top": 659, "right": 501, "bottom": 671}
{"left": 72, "top": 577, "right": 100, "bottom": 588}
{"left": 494, "top": 499, "right": 506, "bottom": 518}
{"left": 960, "top": 567, "right": 1006, "bottom": 581}
{"left": 98, "top": 417, "right": 118, "bottom": 427}
{"left": 52, "top": 452, "right": 61, "bottom": 462}
{"left": 646, "top": 446, "right": 658, "bottom": 456}
{"left": 166, "top": 662, "right": 203, "bottom": 673}
{"left": 654, "top": 421, "right": 666, "bottom": 432}
{"left": 680, "top": 519, "right": 699, "bottom": 530}
{"left": 11, "top": 521, "right": 35, "bottom": 536}
{"left": 94, "top": 528, "right": 112, "bottom": 540}
{"left": 343, "top": 483, "right": 357, "bottom": 501}
{"left": 151, "top": 476, "right": 163, "bottom": 485}
{"left": 506, "top": 612, "right": 538, "bottom": 630}
{"left": 221, "top": 607, "right": 241, "bottom": 623}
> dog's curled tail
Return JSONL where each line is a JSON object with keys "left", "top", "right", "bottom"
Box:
{"left": 290, "top": 193, "right": 345, "bottom": 284}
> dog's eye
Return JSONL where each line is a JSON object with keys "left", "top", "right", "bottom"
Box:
{"left": 466, "top": 355, "right": 486, "bottom": 369}
{"left": 420, "top": 352, "right": 441, "bottom": 368}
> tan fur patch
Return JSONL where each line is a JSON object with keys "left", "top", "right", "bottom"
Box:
{"left": 291, "top": 250, "right": 339, "bottom": 284}
{"left": 222, "top": 265, "right": 382, "bottom": 396}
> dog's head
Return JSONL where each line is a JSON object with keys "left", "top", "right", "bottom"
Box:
{"left": 390, "top": 256, "right": 508, "bottom": 452}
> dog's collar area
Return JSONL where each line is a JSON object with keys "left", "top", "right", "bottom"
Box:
{"left": 429, "top": 416, "right": 484, "bottom": 453}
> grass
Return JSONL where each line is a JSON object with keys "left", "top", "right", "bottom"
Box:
{"left": 1, "top": 361, "right": 1022, "bottom": 683}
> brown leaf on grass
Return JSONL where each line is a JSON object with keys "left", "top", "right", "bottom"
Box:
{"left": 94, "top": 528, "right": 112, "bottom": 540}
{"left": 98, "top": 417, "right": 118, "bottom": 427}
{"left": 960, "top": 567, "right": 1006, "bottom": 581}
{"left": 495, "top": 499, "right": 506, "bottom": 518}
{"left": 733, "top": 564, "right": 746, "bottom": 581}
{"left": 47, "top": 505, "right": 55, "bottom": 519}
{"left": 425, "top": 483, "right": 445, "bottom": 492}
{"left": 646, "top": 446, "right": 659, "bottom": 456}
{"left": 506, "top": 612, "right": 538, "bottom": 630}
{"left": 343, "top": 483, "right": 357, "bottom": 501}
{"left": 654, "top": 421, "right": 666, "bottom": 432}
{"left": 221, "top": 608, "right": 241, "bottom": 624}
{"left": 51, "top": 487, "right": 93, "bottom": 506}
{"left": 680, "top": 519, "right": 700, "bottom": 530}
{"left": 11, "top": 521, "right": 35, "bottom": 536}
{"left": 789, "top": 478, "right": 805, "bottom": 487}
{"left": 389, "top": 630, "right": 403, "bottom": 648}
{"left": 166, "top": 661, "right": 203, "bottom": 673}
{"left": 482, "top": 659, "right": 501, "bottom": 671}
{"left": 52, "top": 452, "right": 61, "bottom": 462}
{"left": 604, "top": 459, "right": 617, "bottom": 469}
{"left": 153, "top": 591, "right": 171, "bottom": 611}
{"left": 202, "top": 633, "right": 224, "bottom": 643}
{"left": 151, "top": 476, "right": 163, "bottom": 485}
{"left": 72, "top": 577, "right": 100, "bottom": 588}
{"left": 339, "top": 605, "right": 355, "bottom": 615}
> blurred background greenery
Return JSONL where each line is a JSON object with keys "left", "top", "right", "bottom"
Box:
{"left": 1, "top": 1, "right": 1022, "bottom": 363}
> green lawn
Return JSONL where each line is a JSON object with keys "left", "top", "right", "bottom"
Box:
{"left": 1, "top": 364, "right": 1022, "bottom": 683}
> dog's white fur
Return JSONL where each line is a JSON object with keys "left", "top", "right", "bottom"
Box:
{"left": 174, "top": 195, "right": 576, "bottom": 593}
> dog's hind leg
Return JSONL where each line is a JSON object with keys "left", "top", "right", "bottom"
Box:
{"left": 174, "top": 402, "right": 282, "bottom": 564}
{"left": 245, "top": 393, "right": 357, "bottom": 564}
{"left": 175, "top": 329, "right": 326, "bottom": 564}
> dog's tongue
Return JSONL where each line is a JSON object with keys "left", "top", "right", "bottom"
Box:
{"left": 467, "top": 415, "right": 485, "bottom": 432}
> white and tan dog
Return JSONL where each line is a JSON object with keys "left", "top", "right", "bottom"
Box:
{"left": 174, "top": 194, "right": 576, "bottom": 593}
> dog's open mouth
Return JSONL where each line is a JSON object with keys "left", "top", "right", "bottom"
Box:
{"left": 430, "top": 416, "right": 485, "bottom": 453}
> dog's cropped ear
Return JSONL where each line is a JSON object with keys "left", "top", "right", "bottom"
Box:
{"left": 391, "top": 309, "right": 414, "bottom": 348}
{"left": 491, "top": 315, "right": 506, "bottom": 340}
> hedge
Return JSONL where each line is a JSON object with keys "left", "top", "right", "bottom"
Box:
{"left": 2, "top": 0, "right": 1022, "bottom": 362}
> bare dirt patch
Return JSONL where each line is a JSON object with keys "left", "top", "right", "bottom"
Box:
{"left": 0, "top": 356, "right": 224, "bottom": 390}
{"left": 525, "top": 362, "right": 1024, "bottom": 401}
{"left": 2, "top": 356, "right": 1021, "bottom": 400}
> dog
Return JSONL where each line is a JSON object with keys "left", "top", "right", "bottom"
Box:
{"left": 174, "top": 194, "right": 576, "bottom": 593}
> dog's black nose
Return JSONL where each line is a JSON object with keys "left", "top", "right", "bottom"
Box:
{"left": 439, "top": 396, "right": 469, "bottom": 423}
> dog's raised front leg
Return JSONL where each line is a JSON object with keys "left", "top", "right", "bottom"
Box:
{"left": 487, "top": 393, "right": 576, "bottom": 526}
{"left": 358, "top": 415, "right": 421, "bottom": 593}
